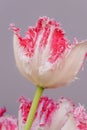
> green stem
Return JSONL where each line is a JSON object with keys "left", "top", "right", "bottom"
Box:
{"left": 24, "top": 85, "right": 44, "bottom": 130}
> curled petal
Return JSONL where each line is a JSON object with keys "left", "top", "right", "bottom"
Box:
{"left": 45, "top": 41, "right": 87, "bottom": 88}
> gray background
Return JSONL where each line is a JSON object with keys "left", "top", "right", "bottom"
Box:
{"left": 0, "top": 0, "right": 87, "bottom": 117}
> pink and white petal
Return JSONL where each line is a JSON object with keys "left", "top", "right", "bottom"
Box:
{"left": 46, "top": 41, "right": 87, "bottom": 88}
{"left": 48, "top": 98, "right": 74, "bottom": 130}
{"left": 13, "top": 34, "right": 37, "bottom": 84}
{"left": 18, "top": 96, "right": 57, "bottom": 130}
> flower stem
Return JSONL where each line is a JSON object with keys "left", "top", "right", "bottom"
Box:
{"left": 24, "top": 85, "right": 44, "bottom": 130}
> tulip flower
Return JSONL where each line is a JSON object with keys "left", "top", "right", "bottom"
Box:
{"left": 18, "top": 96, "right": 87, "bottom": 130}
{"left": 0, "top": 96, "right": 87, "bottom": 130}
{"left": 11, "top": 16, "right": 87, "bottom": 130}
{"left": 11, "top": 17, "right": 87, "bottom": 89}
{"left": 0, "top": 107, "right": 18, "bottom": 130}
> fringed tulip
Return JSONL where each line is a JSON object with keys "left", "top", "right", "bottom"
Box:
{"left": 18, "top": 96, "right": 87, "bottom": 130}
{"left": 1, "top": 97, "right": 87, "bottom": 130}
{"left": 11, "top": 16, "right": 87, "bottom": 88}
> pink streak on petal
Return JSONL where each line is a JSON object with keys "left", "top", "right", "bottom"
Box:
{"left": 19, "top": 96, "right": 57, "bottom": 129}
{"left": 11, "top": 17, "right": 70, "bottom": 62}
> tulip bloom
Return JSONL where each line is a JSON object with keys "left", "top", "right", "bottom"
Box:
{"left": 0, "top": 96, "right": 87, "bottom": 130}
{"left": 18, "top": 96, "right": 87, "bottom": 130}
{"left": 11, "top": 16, "right": 87, "bottom": 88}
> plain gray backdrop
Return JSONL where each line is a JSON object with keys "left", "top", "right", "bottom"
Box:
{"left": 0, "top": 0, "right": 87, "bottom": 117}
